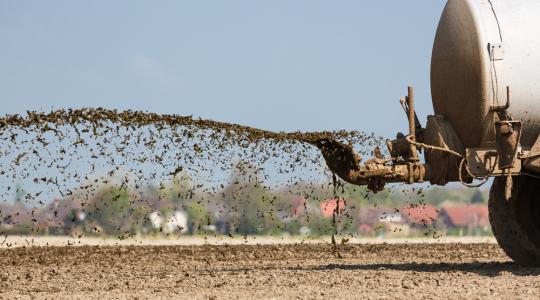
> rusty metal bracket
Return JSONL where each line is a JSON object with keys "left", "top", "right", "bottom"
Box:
{"left": 465, "top": 148, "right": 520, "bottom": 177}
{"left": 493, "top": 118, "right": 522, "bottom": 200}
{"left": 495, "top": 120, "right": 522, "bottom": 170}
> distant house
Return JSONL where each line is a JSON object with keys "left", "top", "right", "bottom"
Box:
{"left": 281, "top": 196, "right": 308, "bottom": 222}
{"left": 357, "top": 223, "right": 373, "bottom": 234}
{"left": 357, "top": 207, "right": 394, "bottom": 226}
{"left": 149, "top": 210, "right": 188, "bottom": 234}
{"left": 439, "top": 204, "right": 489, "bottom": 230}
{"left": 291, "top": 197, "right": 307, "bottom": 217}
{"left": 0, "top": 203, "right": 31, "bottom": 228}
{"left": 149, "top": 211, "right": 163, "bottom": 230}
{"left": 319, "top": 199, "right": 346, "bottom": 218}
{"left": 36, "top": 197, "right": 88, "bottom": 235}
{"left": 39, "top": 198, "right": 85, "bottom": 229}
{"left": 401, "top": 204, "right": 439, "bottom": 227}
{"left": 356, "top": 207, "right": 408, "bottom": 237}
{"left": 164, "top": 210, "right": 188, "bottom": 234}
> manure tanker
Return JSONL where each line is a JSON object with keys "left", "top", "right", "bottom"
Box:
{"left": 315, "top": 0, "right": 540, "bottom": 265}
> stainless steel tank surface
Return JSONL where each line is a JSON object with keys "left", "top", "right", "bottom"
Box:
{"left": 431, "top": 0, "right": 540, "bottom": 148}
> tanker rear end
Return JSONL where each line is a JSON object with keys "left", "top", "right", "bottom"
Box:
{"left": 315, "top": 0, "right": 540, "bottom": 265}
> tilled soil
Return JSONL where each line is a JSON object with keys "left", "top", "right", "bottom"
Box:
{"left": 1, "top": 243, "right": 539, "bottom": 299}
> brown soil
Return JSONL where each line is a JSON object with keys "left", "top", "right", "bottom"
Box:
{"left": 1, "top": 243, "right": 538, "bottom": 299}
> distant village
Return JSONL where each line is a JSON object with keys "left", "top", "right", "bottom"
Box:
{"left": 0, "top": 181, "right": 491, "bottom": 238}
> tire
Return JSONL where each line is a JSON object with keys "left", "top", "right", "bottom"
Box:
{"left": 489, "top": 175, "right": 540, "bottom": 265}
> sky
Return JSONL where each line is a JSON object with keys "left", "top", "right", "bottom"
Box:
{"left": 0, "top": 0, "right": 447, "bottom": 138}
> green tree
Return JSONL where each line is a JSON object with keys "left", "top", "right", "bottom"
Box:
{"left": 162, "top": 172, "right": 192, "bottom": 204}
{"left": 185, "top": 202, "right": 213, "bottom": 234}
{"left": 470, "top": 189, "right": 485, "bottom": 204}
{"left": 222, "top": 162, "right": 281, "bottom": 235}
{"left": 130, "top": 204, "right": 152, "bottom": 234}
{"left": 87, "top": 186, "right": 131, "bottom": 235}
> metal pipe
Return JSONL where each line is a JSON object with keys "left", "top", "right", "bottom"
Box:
{"left": 313, "top": 137, "right": 429, "bottom": 192}
{"left": 320, "top": 160, "right": 428, "bottom": 193}
{"left": 408, "top": 86, "right": 419, "bottom": 161}
{"left": 505, "top": 86, "right": 511, "bottom": 110}
{"left": 408, "top": 86, "right": 415, "bottom": 137}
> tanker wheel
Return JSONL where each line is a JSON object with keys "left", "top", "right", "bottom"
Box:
{"left": 489, "top": 175, "right": 540, "bottom": 266}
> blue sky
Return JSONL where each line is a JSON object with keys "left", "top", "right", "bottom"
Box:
{"left": 0, "top": 0, "right": 447, "bottom": 138}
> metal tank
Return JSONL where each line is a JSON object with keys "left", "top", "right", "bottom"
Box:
{"left": 431, "top": 0, "right": 540, "bottom": 148}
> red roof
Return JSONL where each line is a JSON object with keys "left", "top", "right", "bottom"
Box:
{"left": 441, "top": 205, "right": 489, "bottom": 228}
{"left": 401, "top": 204, "right": 439, "bottom": 225}
{"left": 320, "top": 199, "right": 346, "bottom": 218}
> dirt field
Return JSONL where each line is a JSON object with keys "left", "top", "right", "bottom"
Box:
{"left": 1, "top": 241, "right": 539, "bottom": 299}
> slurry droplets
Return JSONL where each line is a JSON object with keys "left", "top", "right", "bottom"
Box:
{"left": 0, "top": 108, "right": 384, "bottom": 238}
